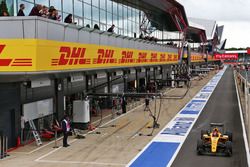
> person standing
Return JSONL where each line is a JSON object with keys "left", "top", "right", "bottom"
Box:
{"left": 94, "top": 24, "right": 100, "bottom": 30}
{"left": 48, "top": 8, "right": 57, "bottom": 20}
{"left": 64, "top": 14, "right": 73, "bottom": 23}
{"left": 17, "top": 4, "right": 25, "bottom": 16}
{"left": 107, "top": 24, "right": 115, "bottom": 33}
{"left": 29, "top": 4, "right": 42, "bottom": 16}
{"left": 121, "top": 96, "right": 127, "bottom": 114}
{"left": 61, "top": 116, "right": 70, "bottom": 147}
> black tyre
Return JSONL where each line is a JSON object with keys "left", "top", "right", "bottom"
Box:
{"left": 225, "top": 131, "right": 233, "bottom": 142}
{"left": 197, "top": 139, "right": 203, "bottom": 155}
{"left": 201, "top": 130, "right": 207, "bottom": 139}
{"left": 225, "top": 141, "right": 232, "bottom": 157}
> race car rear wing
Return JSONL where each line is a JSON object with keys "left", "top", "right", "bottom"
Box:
{"left": 210, "top": 123, "right": 224, "bottom": 127}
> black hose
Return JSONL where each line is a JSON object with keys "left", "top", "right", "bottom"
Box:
{"left": 147, "top": 98, "right": 162, "bottom": 136}
{"left": 160, "top": 80, "right": 191, "bottom": 99}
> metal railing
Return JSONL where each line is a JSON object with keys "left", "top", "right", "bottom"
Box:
{"left": 0, "top": 16, "right": 206, "bottom": 59}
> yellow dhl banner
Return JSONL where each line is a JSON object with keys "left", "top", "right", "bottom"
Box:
{"left": 0, "top": 39, "right": 206, "bottom": 72}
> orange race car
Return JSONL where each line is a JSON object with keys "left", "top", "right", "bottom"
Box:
{"left": 197, "top": 123, "right": 232, "bottom": 156}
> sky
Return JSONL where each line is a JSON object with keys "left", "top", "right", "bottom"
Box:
{"left": 177, "top": 0, "right": 250, "bottom": 48}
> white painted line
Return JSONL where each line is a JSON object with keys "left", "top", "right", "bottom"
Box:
{"left": 12, "top": 99, "right": 146, "bottom": 155}
{"left": 13, "top": 88, "right": 174, "bottom": 155}
{"left": 35, "top": 147, "right": 61, "bottom": 161}
{"left": 35, "top": 139, "right": 78, "bottom": 162}
{"left": 127, "top": 67, "right": 227, "bottom": 167}
{"left": 36, "top": 159, "right": 126, "bottom": 166}
{"left": 30, "top": 113, "right": 116, "bottom": 154}
{"left": 234, "top": 71, "right": 250, "bottom": 166}
{"left": 35, "top": 101, "right": 146, "bottom": 162}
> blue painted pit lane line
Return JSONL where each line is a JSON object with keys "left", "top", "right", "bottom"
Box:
{"left": 180, "top": 110, "right": 200, "bottom": 115}
{"left": 130, "top": 142, "right": 180, "bottom": 167}
{"left": 127, "top": 67, "right": 227, "bottom": 167}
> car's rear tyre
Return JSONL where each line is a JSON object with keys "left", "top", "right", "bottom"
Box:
{"left": 225, "top": 141, "right": 232, "bottom": 156}
{"left": 201, "top": 130, "right": 207, "bottom": 139}
{"left": 197, "top": 139, "right": 203, "bottom": 155}
{"left": 225, "top": 131, "right": 233, "bottom": 142}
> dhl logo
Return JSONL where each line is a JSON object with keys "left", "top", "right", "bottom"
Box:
{"left": 191, "top": 55, "right": 203, "bottom": 61}
{"left": 119, "top": 51, "right": 135, "bottom": 63}
{"left": 52, "top": 46, "right": 180, "bottom": 66}
{"left": 93, "top": 49, "right": 116, "bottom": 64}
{"left": 0, "top": 45, "right": 32, "bottom": 66}
{"left": 52, "top": 47, "right": 118, "bottom": 66}
{"left": 52, "top": 46, "right": 90, "bottom": 66}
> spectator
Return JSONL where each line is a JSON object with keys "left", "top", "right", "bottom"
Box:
{"left": 29, "top": 4, "right": 42, "bottom": 16}
{"left": 107, "top": 24, "right": 115, "bottom": 33}
{"left": 48, "top": 6, "right": 55, "bottom": 13}
{"left": 139, "top": 33, "right": 144, "bottom": 39}
{"left": 64, "top": 14, "right": 73, "bottom": 23}
{"left": 144, "top": 36, "right": 149, "bottom": 41}
{"left": 149, "top": 36, "right": 154, "bottom": 41}
{"left": 94, "top": 24, "right": 100, "bottom": 30}
{"left": 17, "top": 4, "right": 25, "bottom": 16}
{"left": 39, "top": 5, "right": 49, "bottom": 18}
{"left": 55, "top": 10, "right": 61, "bottom": 21}
{"left": 1, "top": 11, "right": 9, "bottom": 16}
{"left": 134, "top": 32, "right": 137, "bottom": 38}
{"left": 86, "top": 24, "right": 90, "bottom": 28}
{"left": 48, "top": 9, "right": 57, "bottom": 20}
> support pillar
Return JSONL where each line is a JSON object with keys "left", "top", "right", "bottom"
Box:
{"left": 171, "top": 66, "right": 175, "bottom": 88}
{"left": 136, "top": 69, "right": 139, "bottom": 93}
{"left": 55, "top": 79, "right": 64, "bottom": 120}
{"left": 107, "top": 72, "right": 111, "bottom": 93}
{"left": 123, "top": 70, "right": 128, "bottom": 92}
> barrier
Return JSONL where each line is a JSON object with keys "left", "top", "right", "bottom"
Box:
{"left": 0, "top": 131, "right": 8, "bottom": 159}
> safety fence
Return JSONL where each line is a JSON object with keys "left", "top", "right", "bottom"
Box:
{"left": 236, "top": 70, "right": 250, "bottom": 146}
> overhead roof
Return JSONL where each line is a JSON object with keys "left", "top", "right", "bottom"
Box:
{"left": 217, "top": 25, "right": 224, "bottom": 43}
{"left": 225, "top": 50, "right": 247, "bottom": 54}
{"left": 188, "top": 17, "right": 217, "bottom": 40}
{"left": 112, "top": 0, "right": 189, "bottom": 32}
{"left": 217, "top": 39, "right": 227, "bottom": 50}
{"left": 186, "top": 21, "right": 207, "bottom": 43}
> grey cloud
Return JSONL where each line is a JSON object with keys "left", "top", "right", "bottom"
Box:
{"left": 177, "top": 0, "right": 250, "bottom": 47}
{"left": 178, "top": 0, "right": 250, "bottom": 22}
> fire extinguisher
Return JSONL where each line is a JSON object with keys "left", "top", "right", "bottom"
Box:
{"left": 16, "top": 136, "right": 21, "bottom": 147}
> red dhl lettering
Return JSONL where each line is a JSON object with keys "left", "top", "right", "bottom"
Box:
{"left": 0, "top": 44, "right": 32, "bottom": 66}
{"left": 159, "top": 53, "right": 166, "bottom": 62}
{"left": 150, "top": 53, "right": 158, "bottom": 62}
{"left": 52, "top": 46, "right": 90, "bottom": 66}
{"left": 0, "top": 44, "right": 12, "bottom": 66}
{"left": 97, "top": 49, "right": 114, "bottom": 58}
{"left": 174, "top": 55, "right": 178, "bottom": 61}
{"left": 137, "top": 52, "right": 147, "bottom": 63}
{"left": 93, "top": 49, "right": 116, "bottom": 64}
{"left": 119, "top": 51, "right": 134, "bottom": 63}
{"left": 122, "top": 51, "right": 133, "bottom": 59}
{"left": 167, "top": 54, "right": 172, "bottom": 61}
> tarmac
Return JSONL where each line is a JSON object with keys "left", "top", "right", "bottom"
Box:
{"left": 0, "top": 70, "right": 217, "bottom": 167}
{"left": 171, "top": 68, "right": 248, "bottom": 167}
